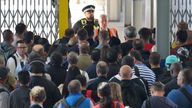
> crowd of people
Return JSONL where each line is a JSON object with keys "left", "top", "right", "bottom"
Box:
{"left": 0, "top": 4, "right": 192, "bottom": 108}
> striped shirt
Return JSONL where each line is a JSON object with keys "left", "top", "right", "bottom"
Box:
{"left": 132, "top": 63, "right": 156, "bottom": 86}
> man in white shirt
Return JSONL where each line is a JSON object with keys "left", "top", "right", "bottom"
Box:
{"left": 7, "top": 40, "right": 28, "bottom": 77}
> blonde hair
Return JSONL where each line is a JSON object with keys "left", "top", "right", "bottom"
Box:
{"left": 30, "top": 86, "right": 46, "bottom": 103}
{"left": 109, "top": 82, "right": 123, "bottom": 102}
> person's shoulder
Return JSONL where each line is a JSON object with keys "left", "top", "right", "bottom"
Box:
{"left": 113, "top": 101, "right": 124, "bottom": 108}
{"left": 93, "top": 104, "right": 100, "bottom": 108}
{"left": 167, "top": 89, "right": 180, "bottom": 98}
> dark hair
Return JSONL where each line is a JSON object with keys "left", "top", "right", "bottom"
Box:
{"left": 77, "top": 28, "right": 88, "bottom": 41}
{"left": 50, "top": 52, "right": 63, "bottom": 67}
{"left": 124, "top": 26, "right": 137, "bottom": 38}
{"left": 30, "top": 61, "right": 45, "bottom": 73}
{"left": 132, "top": 39, "right": 144, "bottom": 50}
{"left": 76, "top": 75, "right": 87, "bottom": 87}
{"left": 16, "top": 40, "right": 25, "bottom": 47}
{"left": 65, "top": 28, "right": 74, "bottom": 38}
{"left": 109, "top": 37, "right": 121, "bottom": 47}
{"left": 15, "top": 23, "right": 27, "bottom": 34}
{"left": 38, "top": 38, "right": 50, "bottom": 45}
{"left": 91, "top": 49, "right": 100, "bottom": 62}
{"left": 176, "top": 30, "right": 188, "bottom": 44}
{"left": 121, "top": 56, "right": 134, "bottom": 68}
{"left": 18, "top": 70, "right": 30, "bottom": 85}
{"left": 106, "top": 47, "right": 118, "bottom": 63}
{"left": 97, "top": 82, "right": 113, "bottom": 108}
{"left": 23, "top": 31, "right": 34, "bottom": 44}
{"left": 62, "top": 65, "right": 81, "bottom": 96}
{"left": 56, "top": 45, "right": 68, "bottom": 56}
{"left": 2, "top": 29, "right": 13, "bottom": 42}
{"left": 129, "top": 50, "right": 142, "bottom": 61}
{"left": 33, "top": 35, "right": 41, "bottom": 44}
{"left": 43, "top": 43, "right": 51, "bottom": 54}
{"left": 181, "top": 68, "right": 192, "bottom": 84}
{"left": 149, "top": 52, "right": 161, "bottom": 65}
{"left": 138, "top": 27, "right": 152, "bottom": 41}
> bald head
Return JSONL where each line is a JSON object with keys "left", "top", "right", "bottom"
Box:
{"left": 119, "top": 65, "right": 132, "bottom": 80}
{"left": 32, "top": 44, "right": 44, "bottom": 56}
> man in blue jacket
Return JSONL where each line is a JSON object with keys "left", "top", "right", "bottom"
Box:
{"left": 167, "top": 68, "right": 192, "bottom": 108}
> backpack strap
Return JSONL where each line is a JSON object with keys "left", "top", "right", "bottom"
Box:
{"left": 0, "top": 88, "right": 9, "bottom": 94}
{"left": 134, "top": 66, "right": 140, "bottom": 77}
{"left": 116, "top": 102, "right": 121, "bottom": 108}
{"left": 180, "top": 87, "right": 192, "bottom": 102}
{"left": 9, "top": 54, "right": 17, "bottom": 68}
{"left": 73, "top": 96, "right": 86, "bottom": 107}
{"left": 86, "top": 90, "right": 96, "bottom": 105}
{"left": 56, "top": 98, "right": 69, "bottom": 108}
{"left": 145, "top": 98, "right": 151, "bottom": 108}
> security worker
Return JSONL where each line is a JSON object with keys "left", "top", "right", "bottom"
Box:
{"left": 93, "top": 14, "right": 119, "bottom": 41}
{"left": 73, "top": 5, "right": 99, "bottom": 39}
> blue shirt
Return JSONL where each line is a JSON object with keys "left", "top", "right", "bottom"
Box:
{"left": 167, "top": 84, "right": 192, "bottom": 108}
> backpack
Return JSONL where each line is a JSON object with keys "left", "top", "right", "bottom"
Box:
{"left": 58, "top": 96, "right": 86, "bottom": 108}
{"left": 134, "top": 66, "right": 150, "bottom": 96}
{"left": 85, "top": 90, "right": 96, "bottom": 105}
{"left": 0, "top": 43, "right": 16, "bottom": 64}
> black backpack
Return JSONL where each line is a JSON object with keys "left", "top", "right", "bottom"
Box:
{"left": 54, "top": 96, "right": 86, "bottom": 108}
{"left": 134, "top": 66, "right": 150, "bottom": 96}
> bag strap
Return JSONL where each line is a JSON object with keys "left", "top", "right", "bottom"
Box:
{"left": 73, "top": 96, "right": 86, "bottom": 107}
{"left": 9, "top": 54, "right": 17, "bottom": 67}
{"left": 134, "top": 66, "right": 140, "bottom": 77}
{"left": 0, "top": 88, "right": 9, "bottom": 94}
{"left": 59, "top": 98, "right": 70, "bottom": 108}
{"left": 116, "top": 102, "right": 121, "bottom": 108}
{"left": 180, "top": 87, "right": 192, "bottom": 102}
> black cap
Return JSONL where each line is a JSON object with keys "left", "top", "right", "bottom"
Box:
{"left": 82, "top": 5, "right": 95, "bottom": 12}
{"left": 0, "top": 67, "right": 9, "bottom": 80}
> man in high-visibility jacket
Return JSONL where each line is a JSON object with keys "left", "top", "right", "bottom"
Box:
{"left": 93, "top": 14, "right": 119, "bottom": 41}
{"left": 73, "top": 5, "right": 99, "bottom": 39}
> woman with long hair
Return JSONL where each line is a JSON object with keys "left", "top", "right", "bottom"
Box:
{"left": 109, "top": 82, "right": 123, "bottom": 103}
{"left": 94, "top": 82, "right": 124, "bottom": 108}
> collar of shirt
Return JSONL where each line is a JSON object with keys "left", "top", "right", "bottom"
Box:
{"left": 30, "top": 101, "right": 44, "bottom": 108}
{"left": 16, "top": 52, "right": 27, "bottom": 61}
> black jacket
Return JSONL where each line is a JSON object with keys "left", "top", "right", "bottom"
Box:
{"left": 30, "top": 104, "right": 43, "bottom": 108}
{"left": 87, "top": 76, "right": 108, "bottom": 102}
{"left": 121, "top": 80, "right": 147, "bottom": 108}
{"left": 45, "top": 64, "right": 67, "bottom": 86}
{"left": 29, "top": 76, "right": 62, "bottom": 108}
